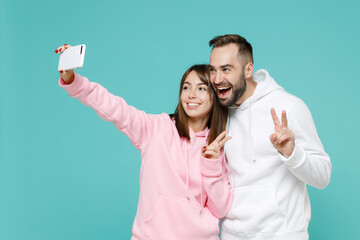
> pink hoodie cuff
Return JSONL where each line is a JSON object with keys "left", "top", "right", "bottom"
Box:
{"left": 201, "top": 156, "right": 222, "bottom": 177}
{"left": 59, "top": 72, "right": 89, "bottom": 97}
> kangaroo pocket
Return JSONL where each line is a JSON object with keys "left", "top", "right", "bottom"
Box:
{"left": 143, "top": 194, "right": 219, "bottom": 240}
{"left": 222, "top": 186, "right": 286, "bottom": 234}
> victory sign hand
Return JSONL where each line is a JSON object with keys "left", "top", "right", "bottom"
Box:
{"left": 202, "top": 130, "right": 231, "bottom": 159}
{"left": 269, "top": 108, "right": 295, "bottom": 158}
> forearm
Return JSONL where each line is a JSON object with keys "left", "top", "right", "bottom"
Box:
{"left": 59, "top": 73, "right": 150, "bottom": 149}
{"left": 281, "top": 144, "right": 331, "bottom": 189}
{"left": 283, "top": 100, "right": 332, "bottom": 189}
{"left": 201, "top": 156, "right": 233, "bottom": 218}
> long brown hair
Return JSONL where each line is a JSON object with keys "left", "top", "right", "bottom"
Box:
{"left": 172, "top": 64, "right": 227, "bottom": 144}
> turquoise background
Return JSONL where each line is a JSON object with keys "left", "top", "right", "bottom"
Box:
{"left": 1, "top": 0, "right": 359, "bottom": 239}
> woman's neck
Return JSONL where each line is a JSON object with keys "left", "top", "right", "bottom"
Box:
{"left": 188, "top": 116, "right": 209, "bottom": 133}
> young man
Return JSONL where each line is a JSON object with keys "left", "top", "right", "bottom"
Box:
{"left": 208, "top": 34, "right": 331, "bottom": 240}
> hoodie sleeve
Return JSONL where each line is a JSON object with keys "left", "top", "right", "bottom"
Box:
{"left": 279, "top": 100, "right": 332, "bottom": 189}
{"left": 201, "top": 153, "right": 233, "bottom": 218}
{"left": 59, "top": 73, "right": 165, "bottom": 151}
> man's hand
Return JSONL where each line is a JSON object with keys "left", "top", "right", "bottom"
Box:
{"left": 269, "top": 108, "right": 295, "bottom": 158}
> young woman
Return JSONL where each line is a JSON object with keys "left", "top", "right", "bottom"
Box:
{"left": 55, "top": 44, "right": 233, "bottom": 240}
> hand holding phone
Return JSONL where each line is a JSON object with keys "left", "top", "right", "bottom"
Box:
{"left": 55, "top": 44, "right": 86, "bottom": 84}
{"left": 57, "top": 44, "right": 86, "bottom": 71}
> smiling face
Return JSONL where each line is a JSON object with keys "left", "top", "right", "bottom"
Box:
{"left": 209, "top": 43, "right": 247, "bottom": 107}
{"left": 180, "top": 71, "right": 213, "bottom": 122}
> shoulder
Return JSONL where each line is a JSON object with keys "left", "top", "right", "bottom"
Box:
{"left": 146, "top": 113, "right": 179, "bottom": 134}
{"left": 265, "top": 88, "right": 308, "bottom": 112}
{"left": 145, "top": 113, "right": 182, "bottom": 147}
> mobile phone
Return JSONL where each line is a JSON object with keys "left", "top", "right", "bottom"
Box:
{"left": 58, "top": 44, "right": 86, "bottom": 71}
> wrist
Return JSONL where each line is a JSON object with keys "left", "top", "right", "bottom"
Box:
{"left": 61, "top": 70, "right": 75, "bottom": 84}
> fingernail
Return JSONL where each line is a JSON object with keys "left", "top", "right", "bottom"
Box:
{"left": 55, "top": 49, "right": 58, "bottom": 53}
{"left": 59, "top": 70, "right": 63, "bottom": 73}
{"left": 202, "top": 146, "right": 207, "bottom": 153}
{"left": 64, "top": 44, "right": 68, "bottom": 46}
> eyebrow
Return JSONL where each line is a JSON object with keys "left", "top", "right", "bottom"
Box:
{"left": 183, "top": 81, "right": 207, "bottom": 86}
{"left": 220, "top": 64, "right": 235, "bottom": 69}
{"left": 209, "top": 64, "right": 235, "bottom": 69}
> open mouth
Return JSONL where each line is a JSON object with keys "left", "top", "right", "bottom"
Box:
{"left": 217, "top": 87, "right": 232, "bottom": 98}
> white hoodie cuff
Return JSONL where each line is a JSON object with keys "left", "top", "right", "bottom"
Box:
{"left": 280, "top": 145, "right": 306, "bottom": 169}
{"left": 59, "top": 73, "right": 89, "bottom": 97}
{"left": 201, "top": 156, "right": 222, "bottom": 177}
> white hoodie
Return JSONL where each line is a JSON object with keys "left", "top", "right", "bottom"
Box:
{"left": 221, "top": 69, "right": 331, "bottom": 240}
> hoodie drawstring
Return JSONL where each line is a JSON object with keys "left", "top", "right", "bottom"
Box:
{"left": 184, "top": 129, "right": 209, "bottom": 213}
{"left": 247, "top": 102, "right": 256, "bottom": 163}
{"left": 200, "top": 131, "right": 210, "bottom": 212}
{"left": 184, "top": 140, "right": 190, "bottom": 200}
{"left": 224, "top": 111, "right": 234, "bottom": 189}
{"left": 200, "top": 180, "right": 204, "bottom": 213}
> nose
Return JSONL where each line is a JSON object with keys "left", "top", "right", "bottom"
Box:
{"left": 188, "top": 88, "right": 197, "bottom": 98}
{"left": 213, "top": 71, "right": 223, "bottom": 85}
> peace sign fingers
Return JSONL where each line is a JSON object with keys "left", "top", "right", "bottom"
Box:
{"left": 202, "top": 130, "right": 231, "bottom": 159}
{"left": 210, "top": 130, "right": 231, "bottom": 150}
{"left": 271, "top": 108, "right": 289, "bottom": 130}
{"left": 212, "top": 130, "right": 229, "bottom": 144}
{"left": 271, "top": 108, "right": 282, "bottom": 132}
{"left": 281, "top": 110, "right": 288, "bottom": 128}
{"left": 218, "top": 135, "right": 232, "bottom": 149}
{"left": 269, "top": 107, "right": 295, "bottom": 158}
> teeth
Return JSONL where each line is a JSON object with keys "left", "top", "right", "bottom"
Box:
{"left": 218, "top": 87, "right": 230, "bottom": 90}
{"left": 188, "top": 103, "right": 199, "bottom": 106}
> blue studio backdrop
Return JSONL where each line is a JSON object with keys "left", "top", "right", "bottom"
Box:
{"left": 1, "top": 0, "right": 359, "bottom": 239}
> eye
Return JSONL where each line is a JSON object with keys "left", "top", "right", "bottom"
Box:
{"left": 223, "top": 68, "right": 230, "bottom": 72}
{"left": 209, "top": 68, "right": 215, "bottom": 74}
{"left": 199, "top": 87, "right": 207, "bottom": 91}
{"left": 183, "top": 86, "right": 190, "bottom": 91}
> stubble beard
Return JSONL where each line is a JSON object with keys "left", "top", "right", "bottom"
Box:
{"left": 218, "top": 71, "right": 247, "bottom": 107}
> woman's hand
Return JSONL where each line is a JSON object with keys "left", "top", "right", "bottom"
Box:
{"left": 54, "top": 44, "right": 74, "bottom": 84}
{"left": 201, "top": 130, "right": 231, "bottom": 159}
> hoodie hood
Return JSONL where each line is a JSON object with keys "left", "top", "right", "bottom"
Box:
{"left": 189, "top": 126, "right": 209, "bottom": 139}
{"left": 235, "top": 69, "right": 283, "bottom": 111}
{"left": 226, "top": 69, "right": 283, "bottom": 164}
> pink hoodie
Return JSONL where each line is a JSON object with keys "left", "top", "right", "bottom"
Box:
{"left": 59, "top": 73, "right": 233, "bottom": 240}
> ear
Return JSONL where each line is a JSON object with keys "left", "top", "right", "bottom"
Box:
{"left": 244, "top": 62, "right": 254, "bottom": 79}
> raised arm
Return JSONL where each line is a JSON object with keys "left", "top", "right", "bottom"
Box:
{"left": 55, "top": 45, "right": 165, "bottom": 151}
